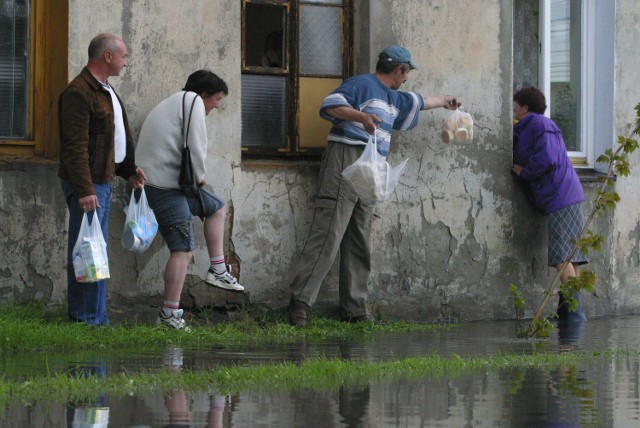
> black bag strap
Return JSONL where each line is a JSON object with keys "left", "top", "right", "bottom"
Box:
{"left": 181, "top": 92, "right": 198, "bottom": 149}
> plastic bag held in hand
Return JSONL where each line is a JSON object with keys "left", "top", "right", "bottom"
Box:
{"left": 341, "top": 134, "right": 409, "bottom": 204}
{"left": 72, "top": 212, "right": 110, "bottom": 283}
{"left": 441, "top": 109, "right": 474, "bottom": 144}
{"left": 122, "top": 188, "right": 158, "bottom": 253}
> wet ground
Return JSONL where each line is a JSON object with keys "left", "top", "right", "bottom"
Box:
{"left": 2, "top": 315, "right": 640, "bottom": 427}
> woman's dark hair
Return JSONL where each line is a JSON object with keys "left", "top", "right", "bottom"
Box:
{"left": 513, "top": 86, "right": 547, "bottom": 114}
{"left": 183, "top": 70, "right": 228, "bottom": 96}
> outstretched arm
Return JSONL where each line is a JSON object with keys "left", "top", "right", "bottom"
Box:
{"left": 421, "top": 95, "right": 460, "bottom": 111}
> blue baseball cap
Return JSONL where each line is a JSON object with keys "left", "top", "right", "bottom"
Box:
{"left": 380, "top": 45, "right": 418, "bottom": 70}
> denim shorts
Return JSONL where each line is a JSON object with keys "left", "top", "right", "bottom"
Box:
{"left": 144, "top": 185, "right": 224, "bottom": 252}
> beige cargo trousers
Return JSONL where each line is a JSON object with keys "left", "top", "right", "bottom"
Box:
{"left": 288, "top": 141, "right": 374, "bottom": 319}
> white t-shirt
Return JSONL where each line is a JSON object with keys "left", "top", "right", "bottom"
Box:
{"left": 102, "top": 83, "right": 126, "bottom": 163}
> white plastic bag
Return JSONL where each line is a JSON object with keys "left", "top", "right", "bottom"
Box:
{"left": 441, "top": 109, "right": 474, "bottom": 144}
{"left": 122, "top": 188, "right": 158, "bottom": 253}
{"left": 342, "top": 134, "right": 409, "bottom": 204}
{"left": 72, "top": 212, "right": 110, "bottom": 283}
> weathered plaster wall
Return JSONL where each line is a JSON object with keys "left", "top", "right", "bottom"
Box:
{"left": 608, "top": 0, "right": 640, "bottom": 313}
{"left": 1, "top": 0, "right": 639, "bottom": 322}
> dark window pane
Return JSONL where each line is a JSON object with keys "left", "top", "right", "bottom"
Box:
{"left": 0, "top": 0, "right": 30, "bottom": 139}
{"left": 244, "top": 3, "right": 286, "bottom": 68}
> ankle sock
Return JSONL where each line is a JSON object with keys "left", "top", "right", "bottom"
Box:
{"left": 210, "top": 255, "right": 226, "bottom": 274}
{"left": 161, "top": 301, "right": 180, "bottom": 316}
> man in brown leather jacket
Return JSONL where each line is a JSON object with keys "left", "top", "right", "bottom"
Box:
{"left": 59, "top": 33, "right": 146, "bottom": 325}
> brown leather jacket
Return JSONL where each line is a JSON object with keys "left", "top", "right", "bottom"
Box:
{"left": 58, "top": 67, "right": 136, "bottom": 198}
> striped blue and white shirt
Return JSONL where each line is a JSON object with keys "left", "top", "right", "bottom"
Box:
{"left": 320, "top": 74, "right": 424, "bottom": 157}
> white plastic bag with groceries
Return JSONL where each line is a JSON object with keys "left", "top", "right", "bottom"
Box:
{"left": 72, "top": 212, "right": 110, "bottom": 283}
{"left": 342, "top": 134, "right": 409, "bottom": 204}
{"left": 122, "top": 188, "right": 158, "bottom": 253}
{"left": 441, "top": 109, "right": 474, "bottom": 144}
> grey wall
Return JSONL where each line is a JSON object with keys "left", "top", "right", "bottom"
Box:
{"left": 1, "top": 0, "right": 639, "bottom": 322}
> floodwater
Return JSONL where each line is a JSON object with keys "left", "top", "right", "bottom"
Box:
{"left": 2, "top": 315, "right": 640, "bottom": 427}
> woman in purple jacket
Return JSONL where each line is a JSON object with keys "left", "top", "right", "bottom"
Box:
{"left": 512, "top": 86, "right": 588, "bottom": 322}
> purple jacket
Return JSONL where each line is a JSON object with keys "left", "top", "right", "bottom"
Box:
{"left": 513, "top": 113, "right": 584, "bottom": 215}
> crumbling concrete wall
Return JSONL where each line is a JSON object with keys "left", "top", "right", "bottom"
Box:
{"left": 1, "top": 0, "right": 639, "bottom": 322}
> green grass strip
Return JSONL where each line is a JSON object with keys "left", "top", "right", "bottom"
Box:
{"left": 0, "top": 349, "right": 631, "bottom": 405}
{"left": 0, "top": 302, "right": 456, "bottom": 352}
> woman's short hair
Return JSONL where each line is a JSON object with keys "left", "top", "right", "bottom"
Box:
{"left": 513, "top": 86, "right": 547, "bottom": 114}
{"left": 183, "top": 70, "right": 228, "bottom": 96}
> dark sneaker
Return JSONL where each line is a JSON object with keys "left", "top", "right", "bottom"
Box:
{"left": 288, "top": 301, "right": 309, "bottom": 327}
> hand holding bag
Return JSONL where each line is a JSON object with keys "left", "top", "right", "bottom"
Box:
{"left": 179, "top": 92, "right": 200, "bottom": 197}
{"left": 122, "top": 188, "right": 158, "bottom": 253}
{"left": 342, "top": 134, "right": 408, "bottom": 204}
{"left": 72, "top": 212, "right": 110, "bottom": 283}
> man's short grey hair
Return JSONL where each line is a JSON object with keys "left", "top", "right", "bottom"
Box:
{"left": 88, "top": 33, "right": 121, "bottom": 61}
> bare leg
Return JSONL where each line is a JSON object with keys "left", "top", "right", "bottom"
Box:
{"left": 204, "top": 206, "right": 225, "bottom": 258}
{"left": 164, "top": 251, "right": 193, "bottom": 301}
{"left": 555, "top": 262, "right": 586, "bottom": 321}
{"left": 556, "top": 262, "right": 577, "bottom": 283}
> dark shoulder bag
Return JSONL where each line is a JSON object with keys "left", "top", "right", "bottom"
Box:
{"left": 179, "top": 92, "right": 199, "bottom": 197}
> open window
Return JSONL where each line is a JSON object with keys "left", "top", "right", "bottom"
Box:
{"left": 514, "top": 0, "right": 615, "bottom": 170}
{"left": 241, "top": 0, "right": 352, "bottom": 158}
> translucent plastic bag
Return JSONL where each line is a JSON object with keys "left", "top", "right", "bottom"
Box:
{"left": 122, "top": 188, "right": 158, "bottom": 253}
{"left": 342, "top": 134, "right": 409, "bottom": 204}
{"left": 72, "top": 212, "right": 110, "bottom": 283}
{"left": 441, "top": 109, "right": 474, "bottom": 144}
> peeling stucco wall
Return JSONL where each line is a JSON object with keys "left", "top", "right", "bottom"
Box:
{"left": 1, "top": 0, "right": 640, "bottom": 322}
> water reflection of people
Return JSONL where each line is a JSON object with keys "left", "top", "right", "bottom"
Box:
{"left": 557, "top": 319, "right": 585, "bottom": 352}
{"left": 162, "top": 346, "right": 229, "bottom": 427}
{"left": 163, "top": 346, "right": 193, "bottom": 426}
{"left": 339, "top": 385, "right": 370, "bottom": 428}
{"left": 338, "top": 339, "right": 370, "bottom": 427}
{"left": 66, "top": 361, "right": 109, "bottom": 428}
{"left": 207, "top": 394, "right": 226, "bottom": 428}
{"left": 543, "top": 319, "right": 591, "bottom": 427}
{"left": 260, "top": 30, "right": 283, "bottom": 67}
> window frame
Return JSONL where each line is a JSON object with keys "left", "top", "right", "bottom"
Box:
{"left": 240, "top": 0, "right": 353, "bottom": 160}
{"left": 0, "top": 0, "right": 68, "bottom": 159}
{"left": 538, "top": 0, "right": 614, "bottom": 170}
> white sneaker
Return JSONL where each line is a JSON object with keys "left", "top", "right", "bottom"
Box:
{"left": 205, "top": 267, "right": 245, "bottom": 292}
{"left": 157, "top": 308, "right": 190, "bottom": 331}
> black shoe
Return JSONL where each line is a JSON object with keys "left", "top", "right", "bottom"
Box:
{"left": 288, "top": 301, "right": 309, "bottom": 327}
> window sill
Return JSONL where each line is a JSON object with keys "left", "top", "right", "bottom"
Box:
{"left": 575, "top": 167, "right": 614, "bottom": 183}
{"left": 240, "top": 158, "right": 320, "bottom": 171}
{"left": 0, "top": 156, "right": 58, "bottom": 166}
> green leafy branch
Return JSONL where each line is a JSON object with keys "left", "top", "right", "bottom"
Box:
{"left": 513, "top": 102, "right": 640, "bottom": 337}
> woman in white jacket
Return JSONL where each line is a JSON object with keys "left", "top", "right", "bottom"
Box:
{"left": 136, "top": 70, "right": 243, "bottom": 330}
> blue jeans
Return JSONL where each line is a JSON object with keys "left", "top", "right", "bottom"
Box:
{"left": 61, "top": 178, "right": 112, "bottom": 325}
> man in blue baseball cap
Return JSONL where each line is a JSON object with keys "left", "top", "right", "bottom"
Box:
{"left": 287, "top": 45, "right": 461, "bottom": 326}
{"left": 379, "top": 45, "right": 419, "bottom": 70}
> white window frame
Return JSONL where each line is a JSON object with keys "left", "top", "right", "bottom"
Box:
{"left": 538, "top": 0, "right": 615, "bottom": 171}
